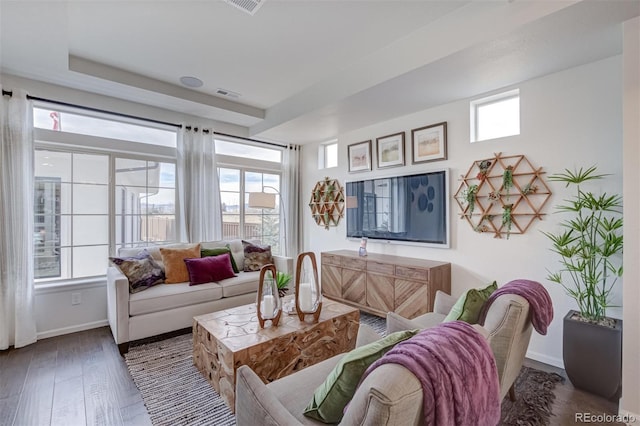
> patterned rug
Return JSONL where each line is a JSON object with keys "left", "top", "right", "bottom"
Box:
{"left": 125, "top": 312, "right": 563, "bottom": 426}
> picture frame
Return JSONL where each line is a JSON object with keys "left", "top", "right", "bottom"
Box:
{"left": 411, "top": 122, "right": 447, "bottom": 164}
{"left": 348, "top": 140, "right": 372, "bottom": 173}
{"left": 376, "top": 132, "right": 405, "bottom": 169}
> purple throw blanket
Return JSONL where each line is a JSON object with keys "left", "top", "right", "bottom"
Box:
{"left": 360, "top": 321, "right": 500, "bottom": 426}
{"left": 478, "top": 279, "right": 553, "bottom": 335}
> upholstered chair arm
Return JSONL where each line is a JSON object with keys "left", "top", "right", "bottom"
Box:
{"left": 356, "top": 323, "right": 382, "bottom": 347}
{"left": 106, "top": 266, "right": 130, "bottom": 345}
{"left": 433, "top": 290, "right": 457, "bottom": 315}
{"left": 235, "top": 365, "right": 303, "bottom": 426}
{"left": 482, "top": 293, "right": 533, "bottom": 400}
{"left": 386, "top": 312, "right": 421, "bottom": 334}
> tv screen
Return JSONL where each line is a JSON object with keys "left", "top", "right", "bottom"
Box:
{"left": 346, "top": 169, "right": 449, "bottom": 247}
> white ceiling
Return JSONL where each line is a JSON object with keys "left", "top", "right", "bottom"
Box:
{"left": 1, "top": 0, "right": 639, "bottom": 144}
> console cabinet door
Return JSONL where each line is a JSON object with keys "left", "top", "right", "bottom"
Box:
{"left": 366, "top": 273, "right": 394, "bottom": 313}
{"left": 395, "top": 279, "right": 430, "bottom": 319}
{"left": 322, "top": 264, "right": 342, "bottom": 299}
{"left": 342, "top": 268, "right": 366, "bottom": 304}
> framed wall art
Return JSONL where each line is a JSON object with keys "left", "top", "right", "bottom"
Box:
{"left": 411, "top": 122, "right": 447, "bottom": 164}
{"left": 376, "top": 132, "right": 405, "bottom": 169}
{"left": 348, "top": 140, "right": 372, "bottom": 173}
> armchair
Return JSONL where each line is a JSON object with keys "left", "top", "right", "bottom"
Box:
{"left": 387, "top": 289, "right": 533, "bottom": 401}
{"left": 235, "top": 322, "right": 490, "bottom": 426}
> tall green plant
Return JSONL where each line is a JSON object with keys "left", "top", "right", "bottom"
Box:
{"left": 543, "top": 166, "right": 623, "bottom": 322}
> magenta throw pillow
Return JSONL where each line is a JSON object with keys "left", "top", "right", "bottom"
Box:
{"left": 184, "top": 253, "right": 236, "bottom": 285}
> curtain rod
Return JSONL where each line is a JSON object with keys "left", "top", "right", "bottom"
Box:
{"left": 3, "top": 90, "right": 292, "bottom": 149}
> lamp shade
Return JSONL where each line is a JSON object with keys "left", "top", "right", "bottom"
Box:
{"left": 345, "top": 196, "right": 358, "bottom": 208}
{"left": 248, "top": 192, "right": 276, "bottom": 209}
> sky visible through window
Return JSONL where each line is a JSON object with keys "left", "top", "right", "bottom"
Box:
{"left": 215, "top": 139, "right": 281, "bottom": 162}
{"left": 33, "top": 108, "right": 177, "bottom": 147}
{"left": 476, "top": 96, "right": 520, "bottom": 141}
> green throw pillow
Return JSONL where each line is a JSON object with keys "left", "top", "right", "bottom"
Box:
{"left": 201, "top": 247, "right": 239, "bottom": 273}
{"left": 303, "top": 329, "right": 419, "bottom": 424}
{"left": 444, "top": 281, "right": 497, "bottom": 324}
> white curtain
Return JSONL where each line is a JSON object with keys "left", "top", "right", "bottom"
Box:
{"left": 282, "top": 144, "right": 300, "bottom": 257}
{"left": 177, "top": 127, "right": 222, "bottom": 243}
{"left": 0, "top": 88, "right": 37, "bottom": 350}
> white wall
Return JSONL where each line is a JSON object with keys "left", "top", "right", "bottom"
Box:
{"left": 301, "top": 56, "right": 623, "bottom": 368}
{"left": 1, "top": 73, "right": 251, "bottom": 339}
{"left": 621, "top": 17, "right": 640, "bottom": 419}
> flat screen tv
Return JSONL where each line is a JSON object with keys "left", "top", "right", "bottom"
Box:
{"left": 346, "top": 169, "right": 449, "bottom": 248}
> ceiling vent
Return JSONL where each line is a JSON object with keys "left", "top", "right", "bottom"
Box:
{"left": 223, "top": 0, "right": 265, "bottom": 15}
{"left": 216, "top": 88, "right": 241, "bottom": 98}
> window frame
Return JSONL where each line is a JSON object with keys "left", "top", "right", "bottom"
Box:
{"left": 33, "top": 109, "right": 178, "bottom": 286}
{"left": 214, "top": 136, "right": 285, "bottom": 253}
{"left": 470, "top": 89, "right": 520, "bottom": 143}
{"left": 319, "top": 140, "right": 338, "bottom": 169}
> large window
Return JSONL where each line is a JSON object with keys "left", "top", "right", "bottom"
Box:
{"left": 33, "top": 104, "right": 178, "bottom": 282}
{"left": 216, "top": 138, "right": 284, "bottom": 254}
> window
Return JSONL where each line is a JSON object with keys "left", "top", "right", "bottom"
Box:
{"left": 215, "top": 138, "right": 284, "bottom": 254}
{"left": 33, "top": 107, "right": 177, "bottom": 147}
{"left": 319, "top": 141, "right": 338, "bottom": 169}
{"left": 215, "top": 139, "right": 281, "bottom": 162}
{"left": 35, "top": 150, "right": 110, "bottom": 279}
{"left": 470, "top": 89, "right": 520, "bottom": 142}
{"left": 115, "top": 159, "right": 176, "bottom": 250}
{"left": 33, "top": 104, "right": 178, "bottom": 282}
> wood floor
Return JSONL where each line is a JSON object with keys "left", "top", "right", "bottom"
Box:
{"left": 0, "top": 327, "right": 624, "bottom": 426}
{"left": 0, "top": 327, "right": 150, "bottom": 426}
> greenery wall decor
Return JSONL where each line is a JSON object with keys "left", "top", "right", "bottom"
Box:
{"left": 454, "top": 153, "right": 552, "bottom": 238}
{"left": 309, "top": 177, "right": 345, "bottom": 230}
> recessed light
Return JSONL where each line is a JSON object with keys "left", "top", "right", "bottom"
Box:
{"left": 180, "top": 76, "right": 203, "bottom": 88}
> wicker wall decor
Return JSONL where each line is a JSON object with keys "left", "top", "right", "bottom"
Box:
{"left": 454, "top": 153, "right": 552, "bottom": 238}
{"left": 309, "top": 177, "right": 345, "bottom": 230}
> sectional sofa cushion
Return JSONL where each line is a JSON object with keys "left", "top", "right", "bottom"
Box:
{"left": 129, "top": 281, "right": 224, "bottom": 316}
{"left": 109, "top": 250, "right": 165, "bottom": 293}
{"left": 160, "top": 244, "right": 201, "bottom": 283}
{"left": 217, "top": 270, "right": 260, "bottom": 298}
{"left": 185, "top": 253, "right": 236, "bottom": 285}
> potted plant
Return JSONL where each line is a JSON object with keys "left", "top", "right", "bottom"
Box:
{"left": 276, "top": 271, "right": 292, "bottom": 298}
{"left": 543, "top": 166, "right": 623, "bottom": 399}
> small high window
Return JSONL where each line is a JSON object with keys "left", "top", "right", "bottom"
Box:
{"left": 470, "top": 89, "right": 520, "bottom": 142}
{"left": 319, "top": 141, "right": 338, "bottom": 169}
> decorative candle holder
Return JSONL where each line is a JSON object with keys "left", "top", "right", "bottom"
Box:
{"left": 257, "top": 264, "right": 282, "bottom": 328}
{"left": 295, "top": 252, "right": 322, "bottom": 323}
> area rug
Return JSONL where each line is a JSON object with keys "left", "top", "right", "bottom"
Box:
{"left": 126, "top": 313, "right": 563, "bottom": 426}
{"left": 500, "top": 366, "right": 565, "bottom": 426}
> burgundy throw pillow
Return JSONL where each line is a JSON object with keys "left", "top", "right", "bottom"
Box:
{"left": 184, "top": 253, "right": 236, "bottom": 285}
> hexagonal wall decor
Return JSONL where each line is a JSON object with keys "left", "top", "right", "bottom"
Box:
{"left": 309, "top": 177, "right": 345, "bottom": 230}
{"left": 454, "top": 153, "right": 552, "bottom": 239}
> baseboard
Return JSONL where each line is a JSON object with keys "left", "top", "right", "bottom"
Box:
{"left": 525, "top": 349, "right": 564, "bottom": 369}
{"left": 617, "top": 409, "right": 640, "bottom": 425}
{"left": 37, "top": 319, "right": 109, "bottom": 340}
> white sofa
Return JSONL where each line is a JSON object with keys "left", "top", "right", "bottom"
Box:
{"left": 106, "top": 240, "right": 292, "bottom": 354}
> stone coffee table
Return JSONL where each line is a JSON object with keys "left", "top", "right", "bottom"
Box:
{"left": 192, "top": 297, "right": 360, "bottom": 412}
